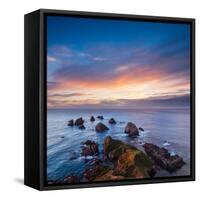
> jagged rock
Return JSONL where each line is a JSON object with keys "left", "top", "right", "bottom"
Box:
{"left": 74, "top": 117, "right": 84, "bottom": 126}
{"left": 63, "top": 175, "right": 79, "bottom": 183}
{"left": 95, "top": 122, "right": 109, "bottom": 132}
{"left": 83, "top": 165, "right": 110, "bottom": 181}
{"left": 90, "top": 116, "right": 95, "bottom": 122}
{"left": 68, "top": 119, "right": 74, "bottom": 126}
{"left": 139, "top": 127, "right": 144, "bottom": 131}
{"left": 109, "top": 118, "right": 116, "bottom": 124}
{"left": 124, "top": 122, "right": 139, "bottom": 136}
{"left": 104, "top": 136, "right": 154, "bottom": 178}
{"left": 81, "top": 140, "right": 99, "bottom": 156}
{"left": 97, "top": 115, "right": 104, "bottom": 120}
{"left": 143, "top": 143, "right": 185, "bottom": 172}
{"left": 79, "top": 124, "right": 85, "bottom": 130}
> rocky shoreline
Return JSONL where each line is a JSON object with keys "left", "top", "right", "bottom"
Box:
{"left": 48, "top": 115, "right": 185, "bottom": 185}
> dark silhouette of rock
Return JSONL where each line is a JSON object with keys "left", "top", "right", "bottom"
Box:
{"left": 109, "top": 118, "right": 116, "bottom": 124}
{"left": 139, "top": 127, "right": 144, "bottom": 131}
{"left": 74, "top": 117, "right": 84, "bottom": 126}
{"left": 68, "top": 119, "right": 74, "bottom": 126}
{"left": 90, "top": 116, "right": 95, "bottom": 122}
{"left": 79, "top": 124, "right": 85, "bottom": 130}
{"left": 97, "top": 115, "right": 104, "bottom": 120}
{"left": 95, "top": 122, "right": 109, "bottom": 132}
{"left": 103, "top": 136, "right": 154, "bottom": 178}
{"left": 124, "top": 122, "right": 139, "bottom": 136}
{"left": 143, "top": 143, "right": 185, "bottom": 172}
{"left": 63, "top": 175, "right": 79, "bottom": 183}
{"left": 81, "top": 140, "right": 99, "bottom": 157}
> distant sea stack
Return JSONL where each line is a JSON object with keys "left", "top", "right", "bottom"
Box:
{"left": 95, "top": 122, "right": 109, "bottom": 132}
{"left": 90, "top": 116, "right": 95, "bottom": 122}
{"left": 68, "top": 119, "right": 74, "bottom": 126}
{"left": 97, "top": 115, "right": 104, "bottom": 120}
{"left": 124, "top": 122, "right": 139, "bottom": 137}
{"left": 74, "top": 117, "right": 84, "bottom": 126}
{"left": 109, "top": 118, "right": 116, "bottom": 124}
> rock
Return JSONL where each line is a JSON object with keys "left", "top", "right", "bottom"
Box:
{"left": 81, "top": 140, "right": 99, "bottom": 157}
{"left": 104, "top": 136, "right": 154, "bottom": 178}
{"left": 68, "top": 119, "right": 74, "bottom": 126}
{"left": 94, "top": 170, "right": 126, "bottom": 181}
{"left": 83, "top": 165, "right": 110, "bottom": 181}
{"left": 95, "top": 122, "right": 109, "bottom": 132}
{"left": 79, "top": 124, "right": 85, "bottom": 129}
{"left": 109, "top": 118, "right": 116, "bottom": 124}
{"left": 143, "top": 143, "right": 185, "bottom": 172}
{"left": 74, "top": 117, "right": 84, "bottom": 126}
{"left": 139, "top": 127, "right": 144, "bottom": 131}
{"left": 97, "top": 115, "right": 104, "bottom": 120}
{"left": 124, "top": 122, "right": 139, "bottom": 137}
{"left": 90, "top": 116, "right": 95, "bottom": 122}
{"left": 63, "top": 175, "right": 79, "bottom": 183}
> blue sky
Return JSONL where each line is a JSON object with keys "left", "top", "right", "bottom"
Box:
{"left": 47, "top": 15, "right": 190, "bottom": 109}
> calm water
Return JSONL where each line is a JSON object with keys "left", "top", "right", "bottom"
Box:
{"left": 47, "top": 108, "right": 190, "bottom": 181}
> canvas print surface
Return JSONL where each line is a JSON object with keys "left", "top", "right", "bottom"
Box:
{"left": 46, "top": 16, "right": 191, "bottom": 185}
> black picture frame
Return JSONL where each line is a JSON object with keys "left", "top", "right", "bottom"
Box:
{"left": 24, "top": 9, "right": 195, "bottom": 191}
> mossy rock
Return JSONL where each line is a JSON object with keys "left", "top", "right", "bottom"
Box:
{"left": 104, "top": 136, "right": 154, "bottom": 178}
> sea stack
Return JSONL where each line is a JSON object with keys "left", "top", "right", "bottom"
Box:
{"left": 68, "top": 119, "right": 74, "bottom": 126}
{"left": 74, "top": 117, "right": 84, "bottom": 126}
{"left": 124, "top": 122, "right": 139, "bottom": 137}
{"left": 90, "top": 116, "right": 95, "bottom": 122}
{"left": 95, "top": 122, "right": 109, "bottom": 132}
{"left": 109, "top": 118, "right": 116, "bottom": 124}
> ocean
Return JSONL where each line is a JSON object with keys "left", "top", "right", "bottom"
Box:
{"left": 47, "top": 108, "right": 190, "bottom": 181}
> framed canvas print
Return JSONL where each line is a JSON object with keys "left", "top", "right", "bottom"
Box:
{"left": 24, "top": 9, "right": 195, "bottom": 190}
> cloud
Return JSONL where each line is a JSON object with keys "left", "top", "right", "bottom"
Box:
{"left": 48, "top": 92, "right": 89, "bottom": 98}
{"left": 47, "top": 94, "right": 190, "bottom": 109}
{"left": 47, "top": 56, "right": 56, "bottom": 62}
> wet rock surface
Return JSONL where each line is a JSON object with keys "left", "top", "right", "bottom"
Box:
{"left": 143, "top": 143, "right": 185, "bottom": 172}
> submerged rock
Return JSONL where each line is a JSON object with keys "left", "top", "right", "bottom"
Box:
{"left": 81, "top": 140, "right": 99, "bottom": 157}
{"left": 143, "top": 143, "right": 185, "bottom": 172}
{"left": 79, "top": 124, "right": 85, "bottom": 130}
{"left": 139, "top": 127, "right": 144, "bottom": 131}
{"left": 109, "top": 118, "right": 116, "bottom": 124}
{"left": 74, "top": 117, "right": 84, "bottom": 126}
{"left": 95, "top": 122, "right": 109, "bottom": 132}
{"left": 124, "top": 122, "right": 139, "bottom": 137}
{"left": 68, "top": 119, "right": 74, "bottom": 126}
{"left": 97, "top": 115, "right": 104, "bottom": 120}
{"left": 90, "top": 116, "right": 95, "bottom": 122}
{"left": 104, "top": 136, "right": 154, "bottom": 178}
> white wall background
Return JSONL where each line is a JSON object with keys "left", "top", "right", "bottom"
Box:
{"left": 0, "top": 0, "right": 198, "bottom": 199}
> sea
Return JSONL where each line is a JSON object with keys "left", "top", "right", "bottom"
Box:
{"left": 47, "top": 107, "right": 190, "bottom": 181}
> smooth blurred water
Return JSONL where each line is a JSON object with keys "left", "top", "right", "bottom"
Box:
{"left": 47, "top": 108, "right": 190, "bottom": 181}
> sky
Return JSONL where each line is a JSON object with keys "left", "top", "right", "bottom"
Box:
{"left": 47, "top": 15, "right": 191, "bottom": 109}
